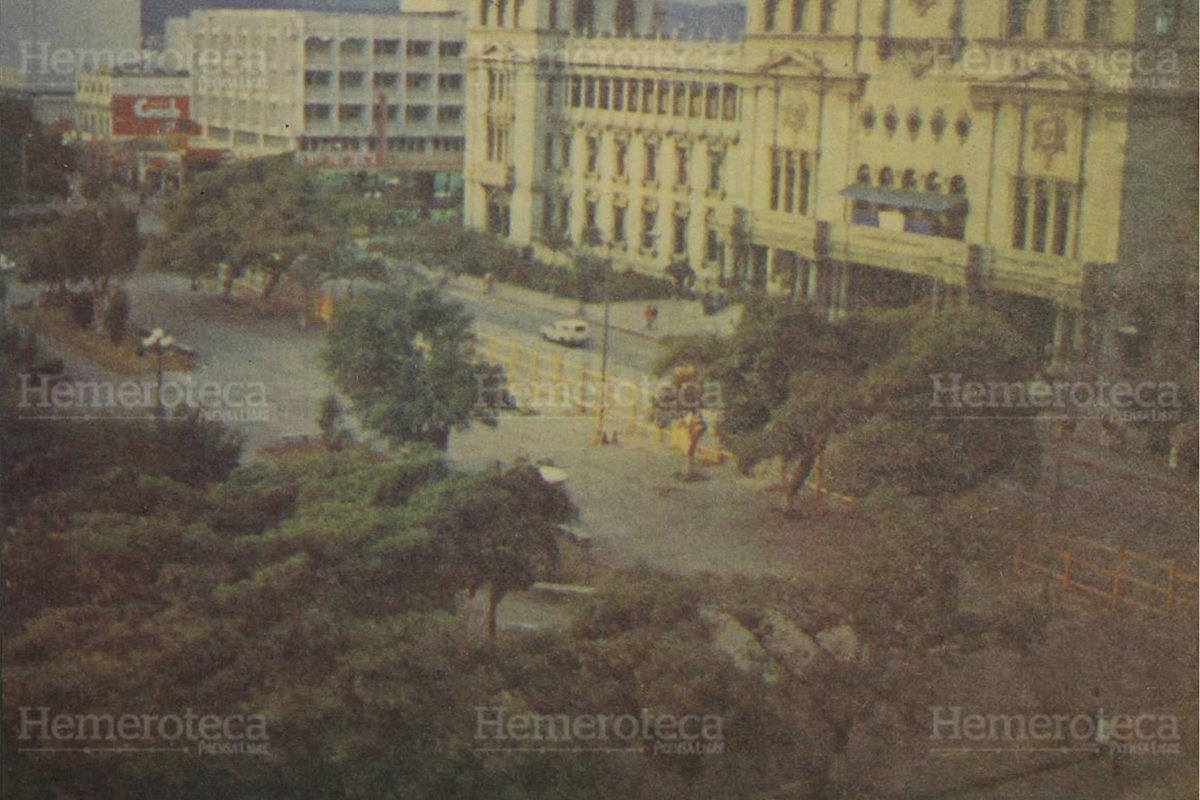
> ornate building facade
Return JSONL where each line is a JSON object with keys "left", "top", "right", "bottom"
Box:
{"left": 464, "top": 0, "right": 1197, "bottom": 367}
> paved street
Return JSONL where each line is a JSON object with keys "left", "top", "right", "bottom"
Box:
{"left": 8, "top": 269, "right": 829, "bottom": 577}
{"left": 437, "top": 271, "right": 740, "bottom": 376}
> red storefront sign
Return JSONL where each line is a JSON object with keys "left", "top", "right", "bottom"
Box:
{"left": 111, "top": 95, "right": 191, "bottom": 136}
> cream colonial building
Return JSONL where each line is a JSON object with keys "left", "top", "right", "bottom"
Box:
{"left": 181, "top": 4, "right": 468, "bottom": 173}
{"left": 464, "top": 0, "right": 1197, "bottom": 367}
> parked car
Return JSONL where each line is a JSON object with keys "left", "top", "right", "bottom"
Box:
{"left": 540, "top": 319, "right": 590, "bottom": 347}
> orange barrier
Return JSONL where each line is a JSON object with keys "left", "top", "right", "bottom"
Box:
{"left": 476, "top": 333, "right": 855, "bottom": 503}
{"left": 1013, "top": 537, "right": 1198, "bottom": 616}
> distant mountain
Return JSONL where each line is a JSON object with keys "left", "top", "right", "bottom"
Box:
{"left": 144, "top": 0, "right": 402, "bottom": 35}
{"left": 659, "top": 1, "right": 744, "bottom": 41}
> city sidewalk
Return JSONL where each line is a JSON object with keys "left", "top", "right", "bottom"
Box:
{"left": 444, "top": 272, "right": 742, "bottom": 341}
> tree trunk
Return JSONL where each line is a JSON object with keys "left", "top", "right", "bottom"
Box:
{"left": 486, "top": 583, "right": 502, "bottom": 641}
{"left": 299, "top": 286, "right": 311, "bottom": 330}
{"left": 784, "top": 446, "right": 822, "bottom": 512}
{"left": 89, "top": 281, "right": 107, "bottom": 336}
{"left": 260, "top": 271, "right": 281, "bottom": 303}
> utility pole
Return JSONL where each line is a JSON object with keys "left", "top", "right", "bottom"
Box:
{"left": 594, "top": 271, "right": 611, "bottom": 444}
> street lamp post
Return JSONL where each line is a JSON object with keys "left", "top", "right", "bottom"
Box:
{"left": 579, "top": 239, "right": 614, "bottom": 446}
{"left": 141, "top": 328, "right": 175, "bottom": 417}
{"left": 594, "top": 275, "right": 611, "bottom": 444}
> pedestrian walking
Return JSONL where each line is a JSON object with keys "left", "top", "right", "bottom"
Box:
{"left": 644, "top": 304, "right": 656, "bottom": 330}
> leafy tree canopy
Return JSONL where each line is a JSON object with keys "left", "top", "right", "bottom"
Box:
{"left": 322, "top": 284, "right": 503, "bottom": 449}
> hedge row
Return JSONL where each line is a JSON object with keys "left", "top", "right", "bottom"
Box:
{"left": 378, "top": 221, "right": 677, "bottom": 302}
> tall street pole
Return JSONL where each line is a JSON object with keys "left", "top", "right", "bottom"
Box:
{"left": 593, "top": 261, "right": 611, "bottom": 445}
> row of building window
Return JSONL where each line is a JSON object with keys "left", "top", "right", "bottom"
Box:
{"left": 304, "top": 103, "right": 462, "bottom": 124}
{"left": 555, "top": 76, "right": 739, "bottom": 122}
{"left": 304, "top": 38, "right": 463, "bottom": 58}
{"left": 486, "top": 122, "right": 513, "bottom": 161}
{"left": 298, "top": 136, "right": 464, "bottom": 153}
{"left": 305, "top": 72, "right": 463, "bottom": 91}
{"left": 768, "top": 149, "right": 813, "bottom": 216}
{"left": 1012, "top": 177, "right": 1074, "bottom": 256}
{"left": 537, "top": 180, "right": 1076, "bottom": 258}
{"left": 856, "top": 164, "right": 966, "bottom": 195}
{"left": 1008, "top": 0, "right": 1178, "bottom": 39}
{"left": 543, "top": 194, "right": 697, "bottom": 255}
{"left": 544, "top": 133, "right": 725, "bottom": 192}
{"left": 481, "top": 0, "right": 639, "bottom": 37}
{"left": 761, "top": 0, "right": 835, "bottom": 34}
{"left": 755, "top": 0, "right": 1177, "bottom": 40}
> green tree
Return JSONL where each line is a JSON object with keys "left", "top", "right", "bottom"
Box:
{"left": 825, "top": 308, "right": 1041, "bottom": 504}
{"left": 717, "top": 301, "right": 1040, "bottom": 510}
{"left": 22, "top": 205, "right": 141, "bottom": 331}
{"left": 0, "top": 96, "right": 69, "bottom": 209}
{"left": 317, "top": 393, "right": 351, "bottom": 451}
{"left": 322, "top": 284, "right": 503, "bottom": 449}
{"left": 152, "top": 157, "right": 351, "bottom": 304}
{"left": 418, "top": 464, "right": 576, "bottom": 639}
{"left": 103, "top": 286, "right": 131, "bottom": 344}
{"left": 717, "top": 301, "right": 896, "bottom": 511}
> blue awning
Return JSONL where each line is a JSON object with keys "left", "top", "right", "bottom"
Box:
{"left": 841, "top": 184, "right": 968, "bottom": 213}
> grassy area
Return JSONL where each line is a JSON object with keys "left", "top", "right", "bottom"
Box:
{"left": 15, "top": 306, "right": 194, "bottom": 375}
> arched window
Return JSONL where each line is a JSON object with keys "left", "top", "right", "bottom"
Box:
{"left": 949, "top": 175, "right": 966, "bottom": 195}
{"left": 878, "top": 167, "right": 894, "bottom": 187}
{"left": 764, "top": 0, "right": 779, "bottom": 30}
{"left": 615, "top": 0, "right": 636, "bottom": 35}
{"left": 548, "top": 0, "right": 558, "bottom": 28}
{"left": 496, "top": 0, "right": 507, "bottom": 25}
{"left": 1007, "top": 0, "right": 1029, "bottom": 37}
{"left": 1044, "top": 0, "right": 1063, "bottom": 37}
{"left": 573, "top": 0, "right": 595, "bottom": 35}
{"left": 791, "top": 0, "right": 806, "bottom": 31}
{"left": 856, "top": 164, "right": 871, "bottom": 184}
{"left": 901, "top": 169, "right": 917, "bottom": 190}
{"left": 479, "top": 0, "right": 489, "bottom": 25}
{"left": 925, "top": 171, "right": 941, "bottom": 192}
{"left": 819, "top": 0, "right": 835, "bottom": 32}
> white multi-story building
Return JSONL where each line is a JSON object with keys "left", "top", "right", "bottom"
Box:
{"left": 464, "top": 0, "right": 1197, "bottom": 370}
{"left": 182, "top": 5, "right": 467, "bottom": 174}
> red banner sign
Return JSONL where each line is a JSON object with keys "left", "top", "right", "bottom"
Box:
{"left": 111, "top": 95, "right": 191, "bottom": 136}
